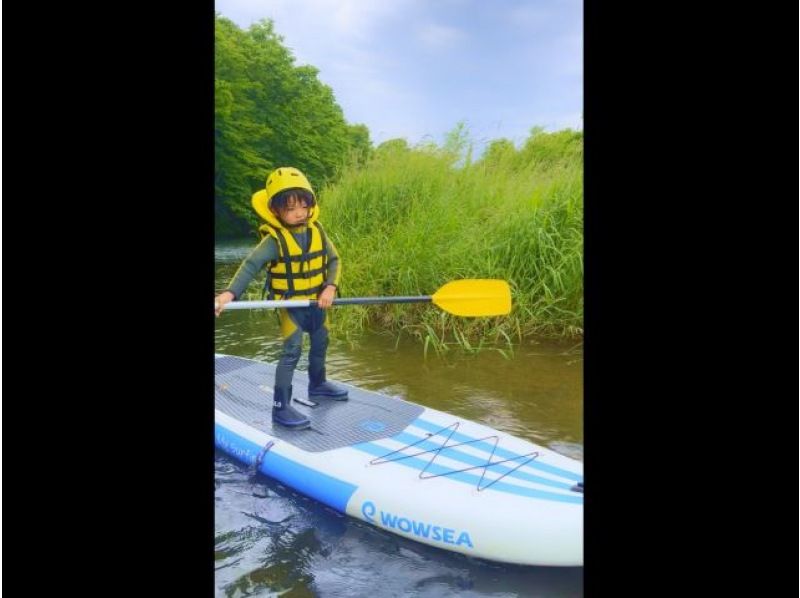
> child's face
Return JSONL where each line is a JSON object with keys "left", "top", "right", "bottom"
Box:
{"left": 272, "top": 195, "right": 310, "bottom": 226}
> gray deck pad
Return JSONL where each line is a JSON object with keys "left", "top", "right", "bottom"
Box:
{"left": 215, "top": 355, "right": 425, "bottom": 452}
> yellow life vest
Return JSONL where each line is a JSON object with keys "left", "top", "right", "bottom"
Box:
{"left": 251, "top": 189, "right": 329, "bottom": 300}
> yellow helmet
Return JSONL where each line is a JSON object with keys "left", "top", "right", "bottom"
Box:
{"left": 265, "top": 167, "right": 316, "bottom": 207}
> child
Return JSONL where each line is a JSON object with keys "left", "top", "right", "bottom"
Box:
{"left": 215, "top": 167, "right": 347, "bottom": 430}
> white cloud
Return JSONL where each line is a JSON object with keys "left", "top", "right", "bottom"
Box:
{"left": 215, "top": 0, "right": 582, "bottom": 148}
{"left": 505, "top": 4, "right": 551, "bottom": 30}
{"left": 327, "top": 0, "right": 406, "bottom": 40}
{"left": 416, "top": 23, "right": 467, "bottom": 49}
{"left": 553, "top": 32, "right": 583, "bottom": 77}
{"left": 217, "top": 0, "right": 419, "bottom": 44}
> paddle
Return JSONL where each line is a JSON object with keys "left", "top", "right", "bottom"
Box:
{"left": 216, "top": 279, "right": 511, "bottom": 317}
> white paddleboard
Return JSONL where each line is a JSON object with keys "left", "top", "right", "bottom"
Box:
{"left": 215, "top": 354, "right": 583, "bottom": 566}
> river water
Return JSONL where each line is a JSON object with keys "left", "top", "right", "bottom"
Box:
{"left": 215, "top": 241, "right": 583, "bottom": 597}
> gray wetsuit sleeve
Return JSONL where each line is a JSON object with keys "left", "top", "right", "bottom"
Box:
{"left": 224, "top": 236, "right": 279, "bottom": 299}
{"left": 324, "top": 235, "right": 341, "bottom": 287}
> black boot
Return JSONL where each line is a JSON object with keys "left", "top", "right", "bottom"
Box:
{"left": 272, "top": 386, "right": 310, "bottom": 429}
{"left": 308, "top": 368, "right": 348, "bottom": 400}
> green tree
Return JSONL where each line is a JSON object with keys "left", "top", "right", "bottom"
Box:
{"left": 215, "top": 15, "right": 373, "bottom": 237}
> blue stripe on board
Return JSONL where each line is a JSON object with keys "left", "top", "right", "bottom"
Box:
{"left": 352, "top": 442, "right": 583, "bottom": 505}
{"left": 215, "top": 423, "right": 358, "bottom": 513}
{"left": 389, "top": 431, "right": 575, "bottom": 491}
{"left": 412, "top": 418, "right": 583, "bottom": 483}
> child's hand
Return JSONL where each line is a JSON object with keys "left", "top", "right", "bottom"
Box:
{"left": 215, "top": 291, "right": 235, "bottom": 317}
{"left": 317, "top": 285, "right": 336, "bottom": 309}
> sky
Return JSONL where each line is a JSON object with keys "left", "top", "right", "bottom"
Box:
{"left": 215, "top": 0, "right": 582, "bottom": 155}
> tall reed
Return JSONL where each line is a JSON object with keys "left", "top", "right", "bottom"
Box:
{"left": 318, "top": 126, "right": 583, "bottom": 348}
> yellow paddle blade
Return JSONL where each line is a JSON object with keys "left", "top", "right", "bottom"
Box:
{"left": 431, "top": 279, "right": 512, "bottom": 317}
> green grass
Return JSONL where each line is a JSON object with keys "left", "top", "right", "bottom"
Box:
{"left": 315, "top": 125, "right": 583, "bottom": 348}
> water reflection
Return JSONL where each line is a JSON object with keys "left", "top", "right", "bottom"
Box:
{"left": 215, "top": 453, "right": 583, "bottom": 597}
